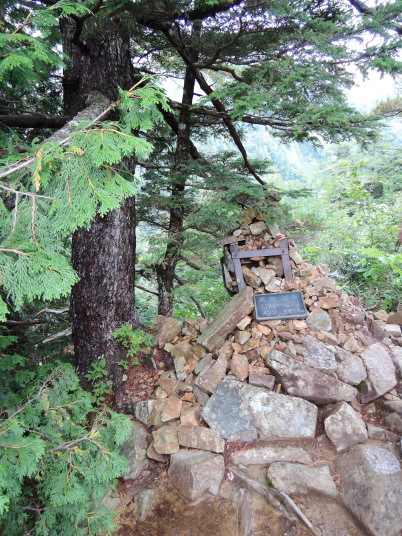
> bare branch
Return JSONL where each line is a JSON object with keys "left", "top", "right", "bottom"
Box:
{"left": 135, "top": 284, "right": 159, "bottom": 296}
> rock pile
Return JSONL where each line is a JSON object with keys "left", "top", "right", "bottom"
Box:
{"left": 126, "top": 217, "right": 402, "bottom": 536}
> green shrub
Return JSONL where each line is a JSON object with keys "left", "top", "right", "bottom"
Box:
{"left": 0, "top": 337, "right": 131, "bottom": 536}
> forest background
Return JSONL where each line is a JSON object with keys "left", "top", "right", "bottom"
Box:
{"left": 1, "top": 1, "right": 402, "bottom": 534}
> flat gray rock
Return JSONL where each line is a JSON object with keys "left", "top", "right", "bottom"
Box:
{"left": 202, "top": 377, "right": 317, "bottom": 440}
{"left": 324, "top": 401, "right": 368, "bottom": 452}
{"left": 194, "top": 353, "right": 227, "bottom": 394}
{"left": 230, "top": 446, "right": 312, "bottom": 466}
{"left": 335, "top": 347, "right": 367, "bottom": 385}
{"left": 169, "top": 450, "right": 225, "bottom": 501}
{"left": 268, "top": 350, "right": 358, "bottom": 404}
{"left": 267, "top": 462, "right": 338, "bottom": 498}
{"left": 336, "top": 443, "right": 402, "bottom": 536}
{"left": 302, "top": 336, "right": 337, "bottom": 370}
{"left": 197, "top": 287, "right": 254, "bottom": 351}
{"left": 121, "top": 420, "right": 149, "bottom": 480}
{"left": 359, "top": 343, "right": 397, "bottom": 403}
{"left": 306, "top": 310, "right": 332, "bottom": 331}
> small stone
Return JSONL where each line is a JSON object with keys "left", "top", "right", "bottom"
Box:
{"left": 241, "top": 265, "right": 261, "bottom": 288}
{"left": 324, "top": 401, "right": 368, "bottom": 452}
{"left": 193, "top": 385, "right": 210, "bottom": 406}
{"left": 180, "top": 405, "right": 201, "bottom": 426}
{"left": 235, "top": 330, "right": 251, "bottom": 345}
{"left": 343, "top": 336, "right": 362, "bottom": 353}
{"left": 169, "top": 450, "right": 225, "bottom": 501}
{"left": 318, "top": 294, "right": 341, "bottom": 309}
{"left": 267, "top": 223, "right": 280, "bottom": 237}
{"left": 158, "top": 377, "right": 192, "bottom": 396}
{"left": 367, "top": 423, "right": 400, "bottom": 442}
{"left": 256, "top": 324, "right": 272, "bottom": 336}
{"left": 194, "top": 353, "right": 227, "bottom": 394}
{"left": 230, "top": 353, "right": 249, "bottom": 381}
{"left": 289, "top": 250, "right": 303, "bottom": 264}
{"left": 265, "top": 278, "right": 282, "bottom": 292}
{"left": 171, "top": 342, "right": 194, "bottom": 360}
{"left": 161, "top": 396, "right": 182, "bottom": 422}
{"left": 257, "top": 268, "right": 276, "bottom": 285}
{"left": 178, "top": 425, "right": 225, "bottom": 453}
{"left": 153, "top": 317, "right": 183, "bottom": 347}
{"left": 233, "top": 229, "right": 242, "bottom": 237}
{"left": 152, "top": 423, "right": 180, "bottom": 454}
{"left": 248, "top": 372, "right": 275, "bottom": 390}
{"left": 147, "top": 443, "right": 168, "bottom": 462}
{"left": 230, "top": 446, "right": 312, "bottom": 466}
{"left": 306, "top": 310, "right": 332, "bottom": 331}
{"left": 249, "top": 221, "right": 267, "bottom": 235}
{"left": 385, "top": 412, "right": 402, "bottom": 434}
{"left": 373, "top": 310, "right": 389, "bottom": 322}
{"left": 335, "top": 347, "right": 367, "bottom": 385}
{"left": 359, "top": 343, "right": 397, "bottom": 403}
{"left": 384, "top": 324, "right": 402, "bottom": 338}
{"left": 236, "top": 316, "right": 252, "bottom": 330}
{"left": 293, "top": 320, "right": 307, "bottom": 330}
{"left": 173, "top": 356, "right": 187, "bottom": 381}
{"left": 267, "top": 462, "right": 338, "bottom": 498}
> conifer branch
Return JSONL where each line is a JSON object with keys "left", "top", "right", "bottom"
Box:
{"left": 0, "top": 248, "right": 32, "bottom": 257}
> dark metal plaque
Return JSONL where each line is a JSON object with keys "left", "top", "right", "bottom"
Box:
{"left": 254, "top": 291, "right": 308, "bottom": 321}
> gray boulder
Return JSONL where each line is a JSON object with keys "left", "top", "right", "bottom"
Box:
{"left": 335, "top": 347, "right": 367, "bottom": 385}
{"left": 267, "top": 462, "right": 338, "bottom": 498}
{"left": 202, "top": 377, "right": 317, "bottom": 441}
{"left": 336, "top": 443, "right": 402, "bottom": 536}
{"left": 121, "top": 420, "right": 149, "bottom": 480}
{"left": 230, "top": 446, "right": 312, "bottom": 466}
{"left": 168, "top": 450, "right": 225, "bottom": 501}
{"left": 302, "top": 336, "right": 337, "bottom": 370}
{"left": 359, "top": 343, "right": 397, "bottom": 403}
{"left": 268, "top": 350, "right": 357, "bottom": 404}
{"left": 324, "top": 401, "right": 368, "bottom": 452}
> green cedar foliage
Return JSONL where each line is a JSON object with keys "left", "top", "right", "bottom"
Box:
{"left": 0, "top": 336, "right": 132, "bottom": 535}
{"left": 0, "top": 2, "right": 169, "bottom": 319}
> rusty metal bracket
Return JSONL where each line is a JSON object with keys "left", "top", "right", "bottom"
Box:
{"left": 229, "top": 239, "right": 293, "bottom": 291}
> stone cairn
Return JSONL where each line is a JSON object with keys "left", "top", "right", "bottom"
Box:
{"left": 126, "top": 217, "right": 402, "bottom": 536}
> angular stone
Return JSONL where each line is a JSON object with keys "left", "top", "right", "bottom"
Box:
{"left": 169, "top": 450, "right": 225, "bottom": 501}
{"left": 313, "top": 277, "right": 338, "bottom": 292}
{"left": 180, "top": 405, "right": 201, "bottom": 426}
{"left": 289, "top": 249, "right": 303, "bottom": 264}
{"left": 202, "top": 378, "right": 317, "bottom": 440}
{"left": 121, "top": 421, "right": 149, "bottom": 480}
{"left": 384, "top": 324, "right": 402, "bottom": 338}
{"left": 306, "top": 310, "right": 332, "bottom": 331}
{"left": 158, "top": 377, "right": 192, "bottom": 396}
{"left": 193, "top": 385, "right": 210, "bottom": 406}
{"left": 133, "top": 399, "right": 155, "bottom": 426}
{"left": 391, "top": 346, "right": 402, "bottom": 377}
{"left": 268, "top": 350, "right": 357, "bottom": 404}
{"left": 230, "top": 353, "right": 249, "bottom": 380}
{"left": 147, "top": 443, "right": 168, "bottom": 462}
{"left": 367, "top": 423, "right": 400, "bottom": 442}
{"left": 324, "top": 401, "right": 368, "bottom": 452}
{"left": 302, "top": 336, "right": 337, "bottom": 370}
{"left": 343, "top": 336, "right": 362, "bottom": 353}
{"left": 318, "top": 294, "right": 341, "bottom": 310}
{"left": 336, "top": 444, "right": 402, "bottom": 536}
{"left": 152, "top": 423, "right": 180, "bottom": 455}
{"left": 235, "top": 330, "right": 251, "bottom": 345}
{"left": 249, "top": 221, "right": 267, "bottom": 235}
{"left": 359, "top": 343, "right": 397, "bottom": 403}
{"left": 171, "top": 342, "right": 194, "bottom": 360}
{"left": 241, "top": 266, "right": 261, "bottom": 289}
{"left": 388, "top": 311, "right": 402, "bottom": 325}
{"left": 267, "top": 462, "right": 338, "bottom": 498}
{"left": 236, "top": 315, "right": 252, "bottom": 330}
{"left": 265, "top": 278, "right": 282, "bottom": 292}
{"left": 161, "top": 396, "right": 182, "bottom": 422}
{"left": 230, "top": 446, "right": 312, "bottom": 466}
{"left": 153, "top": 317, "right": 182, "bottom": 347}
{"left": 178, "top": 425, "right": 225, "bottom": 453}
{"left": 385, "top": 412, "right": 402, "bottom": 434}
{"left": 194, "top": 353, "right": 227, "bottom": 394}
{"left": 267, "top": 222, "right": 280, "bottom": 237}
{"left": 173, "top": 356, "right": 187, "bottom": 381}
{"left": 248, "top": 372, "right": 275, "bottom": 390}
{"left": 335, "top": 347, "right": 367, "bottom": 385}
{"left": 257, "top": 268, "right": 276, "bottom": 286}
{"left": 194, "top": 354, "right": 213, "bottom": 375}
{"left": 197, "top": 287, "right": 254, "bottom": 351}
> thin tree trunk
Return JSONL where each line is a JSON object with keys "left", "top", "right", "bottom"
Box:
{"left": 62, "top": 16, "right": 139, "bottom": 398}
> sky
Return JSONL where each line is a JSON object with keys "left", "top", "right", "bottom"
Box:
{"left": 347, "top": 72, "right": 400, "bottom": 112}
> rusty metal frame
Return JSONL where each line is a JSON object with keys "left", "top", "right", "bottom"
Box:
{"left": 229, "top": 239, "right": 293, "bottom": 291}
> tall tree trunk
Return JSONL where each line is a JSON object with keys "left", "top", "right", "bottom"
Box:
{"left": 157, "top": 23, "right": 200, "bottom": 316}
{"left": 62, "top": 17, "right": 139, "bottom": 399}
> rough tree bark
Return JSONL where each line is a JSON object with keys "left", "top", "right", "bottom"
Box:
{"left": 62, "top": 16, "right": 139, "bottom": 399}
